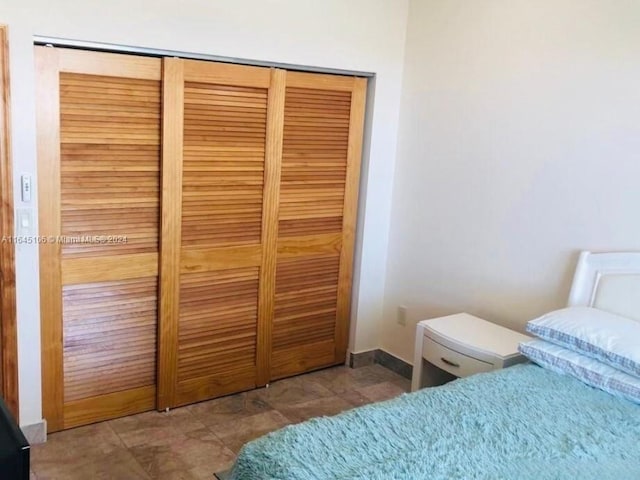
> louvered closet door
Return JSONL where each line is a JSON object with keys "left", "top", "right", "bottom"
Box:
{"left": 36, "top": 47, "right": 161, "bottom": 431}
{"left": 272, "top": 72, "right": 366, "bottom": 379}
{"left": 159, "top": 59, "right": 284, "bottom": 408}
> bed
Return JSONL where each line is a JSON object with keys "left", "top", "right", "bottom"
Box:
{"left": 228, "top": 251, "right": 640, "bottom": 479}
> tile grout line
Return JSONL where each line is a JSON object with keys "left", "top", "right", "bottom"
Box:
{"left": 104, "top": 421, "right": 153, "bottom": 480}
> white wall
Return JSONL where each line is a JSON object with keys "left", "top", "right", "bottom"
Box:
{"left": 383, "top": 0, "right": 640, "bottom": 363}
{"left": 0, "top": 0, "right": 409, "bottom": 426}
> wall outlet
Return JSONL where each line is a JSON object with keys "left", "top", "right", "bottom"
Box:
{"left": 397, "top": 305, "right": 408, "bottom": 326}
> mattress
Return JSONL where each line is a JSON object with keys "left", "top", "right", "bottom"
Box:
{"left": 228, "top": 364, "right": 640, "bottom": 479}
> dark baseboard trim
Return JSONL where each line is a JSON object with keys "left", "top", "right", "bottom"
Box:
{"left": 349, "top": 349, "right": 413, "bottom": 380}
{"left": 348, "top": 350, "right": 375, "bottom": 369}
{"left": 375, "top": 350, "right": 413, "bottom": 380}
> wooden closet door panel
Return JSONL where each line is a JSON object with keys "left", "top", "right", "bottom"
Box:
{"left": 37, "top": 47, "right": 161, "bottom": 431}
{"left": 176, "top": 266, "right": 259, "bottom": 405}
{"left": 272, "top": 253, "right": 341, "bottom": 377}
{"left": 159, "top": 60, "right": 282, "bottom": 408}
{"left": 272, "top": 73, "right": 366, "bottom": 379}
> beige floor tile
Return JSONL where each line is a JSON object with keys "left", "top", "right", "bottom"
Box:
{"left": 254, "top": 375, "right": 334, "bottom": 409}
{"left": 212, "top": 410, "right": 290, "bottom": 453}
{"left": 150, "top": 472, "right": 201, "bottom": 480}
{"left": 310, "top": 364, "right": 410, "bottom": 395}
{"left": 187, "top": 464, "right": 232, "bottom": 479}
{"left": 395, "top": 377, "right": 412, "bottom": 391}
{"left": 31, "top": 422, "right": 124, "bottom": 469}
{"left": 108, "top": 408, "right": 206, "bottom": 448}
{"left": 338, "top": 389, "right": 375, "bottom": 407}
{"left": 357, "top": 381, "right": 407, "bottom": 402}
{"left": 304, "top": 366, "right": 361, "bottom": 395}
{"left": 129, "top": 427, "right": 235, "bottom": 478}
{"left": 349, "top": 364, "right": 409, "bottom": 388}
{"left": 186, "top": 390, "right": 271, "bottom": 428}
{"left": 276, "top": 395, "right": 354, "bottom": 424}
{"left": 33, "top": 448, "right": 150, "bottom": 480}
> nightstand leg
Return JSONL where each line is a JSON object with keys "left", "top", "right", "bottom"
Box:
{"left": 411, "top": 324, "right": 426, "bottom": 392}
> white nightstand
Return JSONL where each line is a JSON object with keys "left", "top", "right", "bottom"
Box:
{"left": 411, "top": 313, "right": 531, "bottom": 391}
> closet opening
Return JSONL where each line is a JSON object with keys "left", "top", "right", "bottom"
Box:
{"left": 35, "top": 40, "right": 369, "bottom": 432}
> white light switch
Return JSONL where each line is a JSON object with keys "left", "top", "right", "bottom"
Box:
{"left": 16, "top": 207, "right": 33, "bottom": 236}
{"left": 21, "top": 174, "right": 32, "bottom": 202}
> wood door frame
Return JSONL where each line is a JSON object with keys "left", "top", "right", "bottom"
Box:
{"left": 0, "top": 24, "right": 19, "bottom": 420}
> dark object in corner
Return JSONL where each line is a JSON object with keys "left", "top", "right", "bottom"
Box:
{"left": 0, "top": 396, "right": 29, "bottom": 479}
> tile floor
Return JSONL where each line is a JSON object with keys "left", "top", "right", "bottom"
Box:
{"left": 30, "top": 364, "right": 410, "bottom": 479}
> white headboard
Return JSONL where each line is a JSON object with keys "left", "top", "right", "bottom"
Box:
{"left": 568, "top": 251, "right": 640, "bottom": 322}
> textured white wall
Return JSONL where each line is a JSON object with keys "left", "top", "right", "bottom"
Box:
{"left": 383, "top": 0, "right": 640, "bottom": 363}
{"left": 0, "top": 0, "right": 409, "bottom": 426}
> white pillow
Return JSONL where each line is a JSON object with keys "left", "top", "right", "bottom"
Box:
{"left": 519, "top": 339, "right": 640, "bottom": 404}
{"left": 526, "top": 306, "right": 640, "bottom": 378}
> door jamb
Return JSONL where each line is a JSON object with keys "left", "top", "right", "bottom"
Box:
{"left": 0, "top": 24, "right": 19, "bottom": 421}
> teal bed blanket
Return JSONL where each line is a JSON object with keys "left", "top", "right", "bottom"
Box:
{"left": 229, "top": 364, "right": 640, "bottom": 479}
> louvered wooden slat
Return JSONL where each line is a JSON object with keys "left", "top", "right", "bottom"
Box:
{"left": 181, "top": 81, "right": 267, "bottom": 248}
{"left": 279, "top": 87, "right": 351, "bottom": 237}
{"left": 176, "top": 267, "right": 259, "bottom": 403}
{"left": 59, "top": 70, "right": 161, "bottom": 406}
{"left": 271, "top": 254, "right": 340, "bottom": 378}
{"left": 62, "top": 277, "right": 157, "bottom": 402}
{"left": 59, "top": 72, "right": 160, "bottom": 258}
